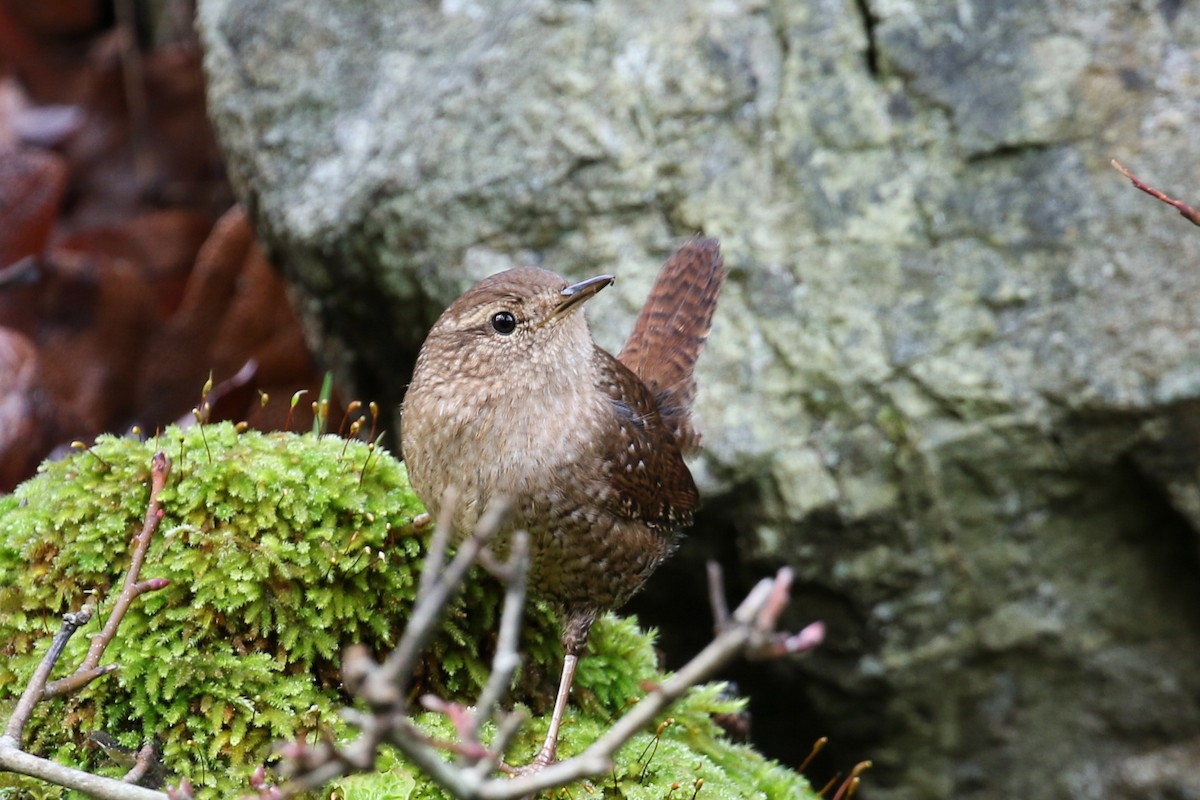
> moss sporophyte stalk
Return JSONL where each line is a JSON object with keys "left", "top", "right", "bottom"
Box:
{"left": 0, "top": 423, "right": 813, "bottom": 798}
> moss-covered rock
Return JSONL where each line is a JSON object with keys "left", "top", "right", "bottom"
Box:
{"left": 0, "top": 423, "right": 810, "bottom": 798}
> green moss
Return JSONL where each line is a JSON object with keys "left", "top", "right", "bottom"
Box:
{"left": 0, "top": 423, "right": 812, "bottom": 798}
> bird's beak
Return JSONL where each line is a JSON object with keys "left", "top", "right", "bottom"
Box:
{"left": 553, "top": 274, "right": 614, "bottom": 318}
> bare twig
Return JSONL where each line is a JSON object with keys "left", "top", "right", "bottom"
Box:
{"left": 0, "top": 452, "right": 175, "bottom": 800}
{"left": 166, "top": 777, "right": 194, "bottom": 799}
{"left": 410, "top": 527, "right": 532, "bottom": 781}
{"left": 464, "top": 530, "right": 529, "bottom": 747}
{"left": 0, "top": 746, "right": 165, "bottom": 800}
{"left": 480, "top": 567, "right": 825, "bottom": 800}
{"left": 122, "top": 742, "right": 159, "bottom": 785}
{"left": 1112, "top": 159, "right": 1200, "bottom": 227}
{"left": 246, "top": 764, "right": 282, "bottom": 799}
{"left": 706, "top": 561, "right": 730, "bottom": 632}
{"left": 79, "top": 452, "right": 173, "bottom": 675}
{"left": 277, "top": 517, "right": 825, "bottom": 800}
{"left": 2, "top": 608, "right": 93, "bottom": 745}
{"left": 276, "top": 495, "right": 520, "bottom": 795}
{"left": 707, "top": 562, "right": 826, "bottom": 659}
{"left": 366, "top": 495, "right": 512, "bottom": 706}
{"left": 416, "top": 487, "right": 458, "bottom": 600}
{"left": 43, "top": 664, "right": 120, "bottom": 699}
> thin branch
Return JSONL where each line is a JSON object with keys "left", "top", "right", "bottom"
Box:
{"left": 706, "top": 561, "right": 730, "bottom": 632}
{"left": 0, "top": 746, "right": 166, "bottom": 800}
{"left": 416, "top": 487, "right": 458, "bottom": 600}
{"left": 478, "top": 568, "right": 825, "bottom": 799}
{"left": 1112, "top": 159, "right": 1200, "bottom": 226}
{"left": 465, "top": 530, "right": 529, "bottom": 745}
{"left": 44, "top": 665, "right": 120, "bottom": 699}
{"left": 79, "top": 452, "right": 172, "bottom": 674}
{"left": 276, "top": 497, "right": 518, "bottom": 795}
{"left": 278, "top": 541, "right": 824, "bottom": 800}
{"left": 744, "top": 567, "right": 826, "bottom": 659}
{"left": 365, "top": 496, "right": 511, "bottom": 706}
{"left": 2, "top": 608, "right": 93, "bottom": 745}
{"left": 122, "top": 742, "right": 159, "bottom": 785}
{"left": 469, "top": 713, "right": 525, "bottom": 782}
{"left": 0, "top": 612, "right": 169, "bottom": 800}
{"left": 0, "top": 452, "right": 175, "bottom": 800}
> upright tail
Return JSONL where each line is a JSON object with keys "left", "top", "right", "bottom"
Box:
{"left": 618, "top": 237, "right": 725, "bottom": 455}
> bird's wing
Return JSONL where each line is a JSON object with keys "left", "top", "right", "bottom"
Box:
{"left": 593, "top": 352, "right": 699, "bottom": 533}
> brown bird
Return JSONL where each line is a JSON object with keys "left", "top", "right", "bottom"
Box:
{"left": 400, "top": 238, "right": 725, "bottom": 767}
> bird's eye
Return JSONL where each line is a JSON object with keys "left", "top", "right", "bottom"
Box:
{"left": 490, "top": 311, "right": 517, "bottom": 335}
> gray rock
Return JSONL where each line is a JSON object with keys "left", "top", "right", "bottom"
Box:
{"left": 197, "top": 1, "right": 1200, "bottom": 798}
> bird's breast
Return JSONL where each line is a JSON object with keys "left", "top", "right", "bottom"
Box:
{"left": 402, "top": 368, "right": 607, "bottom": 528}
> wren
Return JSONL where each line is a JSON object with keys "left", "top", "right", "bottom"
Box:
{"left": 400, "top": 238, "right": 725, "bottom": 767}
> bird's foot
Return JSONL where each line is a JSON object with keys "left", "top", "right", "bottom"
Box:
{"left": 497, "top": 744, "right": 557, "bottom": 777}
{"left": 517, "top": 746, "right": 557, "bottom": 775}
{"left": 500, "top": 653, "right": 574, "bottom": 778}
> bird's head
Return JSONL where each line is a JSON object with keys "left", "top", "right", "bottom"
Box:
{"left": 416, "top": 267, "right": 614, "bottom": 381}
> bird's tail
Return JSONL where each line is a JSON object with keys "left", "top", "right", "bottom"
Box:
{"left": 618, "top": 237, "right": 725, "bottom": 455}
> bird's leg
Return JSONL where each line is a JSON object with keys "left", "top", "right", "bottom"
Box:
{"left": 517, "top": 611, "right": 595, "bottom": 773}
{"left": 526, "top": 651, "right": 578, "bottom": 768}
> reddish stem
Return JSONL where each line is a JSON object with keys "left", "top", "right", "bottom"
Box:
{"left": 79, "top": 451, "right": 171, "bottom": 674}
{"left": 1112, "top": 159, "right": 1200, "bottom": 226}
